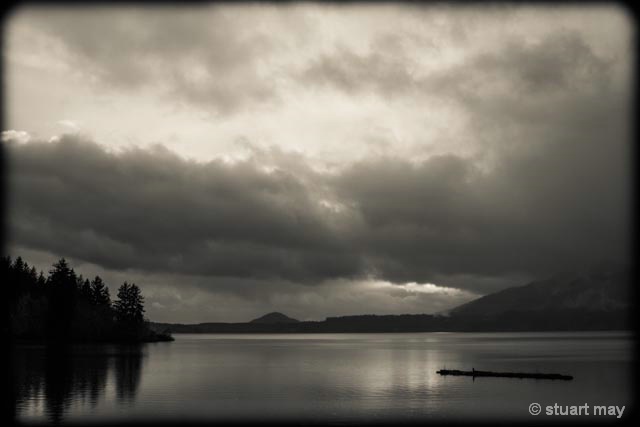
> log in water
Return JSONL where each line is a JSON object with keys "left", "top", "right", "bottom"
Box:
{"left": 437, "top": 369, "right": 573, "bottom": 381}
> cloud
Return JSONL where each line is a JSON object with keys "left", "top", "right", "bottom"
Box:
{"left": 299, "top": 35, "right": 420, "bottom": 97}
{"left": 1, "top": 130, "right": 31, "bottom": 144}
{"left": 5, "top": 110, "right": 630, "bottom": 295}
{"left": 318, "top": 29, "right": 630, "bottom": 286}
{"left": 2, "top": 5, "right": 631, "bottom": 317}
{"left": 333, "top": 144, "right": 629, "bottom": 288}
{"left": 6, "top": 245, "right": 479, "bottom": 322}
{"left": 6, "top": 135, "right": 364, "bottom": 284}
{"left": 14, "top": 6, "right": 619, "bottom": 119}
{"left": 9, "top": 6, "right": 305, "bottom": 115}
{"left": 300, "top": 29, "right": 614, "bottom": 107}
{"left": 57, "top": 120, "right": 80, "bottom": 131}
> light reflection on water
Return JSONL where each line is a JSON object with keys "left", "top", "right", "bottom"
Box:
{"left": 11, "top": 332, "right": 633, "bottom": 423}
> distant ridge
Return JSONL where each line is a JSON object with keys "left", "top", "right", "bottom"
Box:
{"left": 250, "top": 312, "right": 300, "bottom": 324}
{"left": 450, "top": 266, "right": 629, "bottom": 317}
{"left": 150, "top": 265, "right": 630, "bottom": 333}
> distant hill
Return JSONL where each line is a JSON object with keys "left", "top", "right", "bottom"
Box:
{"left": 250, "top": 312, "right": 299, "bottom": 324}
{"left": 451, "top": 267, "right": 630, "bottom": 317}
{"left": 150, "top": 266, "right": 630, "bottom": 333}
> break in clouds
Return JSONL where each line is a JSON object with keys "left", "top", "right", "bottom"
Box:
{"left": 2, "top": 4, "right": 632, "bottom": 322}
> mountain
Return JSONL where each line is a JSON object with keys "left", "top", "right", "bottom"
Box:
{"left": 451, "top": 267, "right": 630, "bottom": 317}
{"left": 250, "top": 312, "right": 300, "bottom": 324}
{"left": 446, "top": 265, "right": 630, "bottom": 331}
{"left": 150, "top": 266, "right": 630, "bottom": 333}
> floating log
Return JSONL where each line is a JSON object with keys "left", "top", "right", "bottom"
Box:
{"left": 436, "top": 369, "right": 573, "bottom": 381}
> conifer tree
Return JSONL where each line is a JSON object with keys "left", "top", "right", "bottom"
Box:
{"left": 113, "top": 282, "right": 145, "bottom": 325}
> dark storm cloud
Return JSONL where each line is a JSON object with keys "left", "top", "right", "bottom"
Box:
{"left": 4, "top": 15, "right": 631, "bottom": 296}
{"left": 333, "top": 139, "right": 629, "bottom": 288}
{"left": 295, "top": 29, "right": 630, "bottom": 289}
{"left": 6, "top": 92, "right": 630, "bottom": 294}
{"left": 7, "top": 136, "right": 364, "bottom": 283}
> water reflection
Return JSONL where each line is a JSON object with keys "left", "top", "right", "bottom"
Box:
{"left": 114, "top": 346, "right": 143, "bottom": 403}
{"left": 11, "top": 333, "right": 633, "bottom": 423}
{"left": 11, "top": 344, "right": 143, "bottom": 423}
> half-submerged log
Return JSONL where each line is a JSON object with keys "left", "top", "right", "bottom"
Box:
{"left": 436, "top": 369, "right": 573, "bottom": 381}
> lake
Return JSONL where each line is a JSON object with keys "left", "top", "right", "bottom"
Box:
{"left": 11, "top": 331, "right": 633, "bottom": 423}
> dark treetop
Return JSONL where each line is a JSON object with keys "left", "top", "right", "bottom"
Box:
{"left": 4, "top": 256, "right": 173, "bottom": 344}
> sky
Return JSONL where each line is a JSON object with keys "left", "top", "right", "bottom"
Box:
{"left": 1, "top": 3, "right": 633, "bottom": 323}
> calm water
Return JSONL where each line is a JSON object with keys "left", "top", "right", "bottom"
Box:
{"left": 11, "top": 332, "right": 633, "bottom": 423}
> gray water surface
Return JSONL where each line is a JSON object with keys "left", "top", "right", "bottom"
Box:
{"left": 12, "top": 331, "right": 633, "bottom": 423}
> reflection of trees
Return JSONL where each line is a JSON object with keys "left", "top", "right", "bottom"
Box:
{"left": 11, "top": 344, "right": 144, "bottom": 423}
{"left": 5, "top": 353, "right": 15, "bottom": 426}
{"left": 44, "top": 347, "right": 75, "bottom": 424}
{"left": 8, "top": 346, "right": 44, "bottom": 424}
{"left": 114, "top": 345, "right": 143, "bottom": 403}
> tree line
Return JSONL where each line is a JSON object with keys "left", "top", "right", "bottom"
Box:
{"left": 3, "top": 256, "right": 172, "bottom": 343}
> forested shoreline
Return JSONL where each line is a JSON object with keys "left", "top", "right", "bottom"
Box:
{"left": 4, "top": 256, "right": 173, "bottom": 344}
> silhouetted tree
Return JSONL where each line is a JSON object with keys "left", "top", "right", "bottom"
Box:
{"left": 73, "top": 275, "right": 114, "bottom": 341}
{"left": 3, "top": 256, "right": 14, "bottom": 342}
{"left": 13, "top": 257, "right": 26, "bottom": 277}
{"left": 46, "top": 259, "right": 78, "bottom": 342}
{"left": 90, "top": 276, "right": 111, "bottom": 307}
{"left": 47, "top": 259, "right": 76, "bottom": 291}
{"left": 7, "top": 256, "right": 48, "bottom": 339}
{"left": 113, "top": 282, "right": 145, "bottom": 325}
{"left": 6, "top": 255, "right": 170, "bottom": 343}
{"left": 37, "top": 271, "right": 46, "bottom": 288}
{"left": 79, "top": 277, "right": 92, "bottom": 300}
